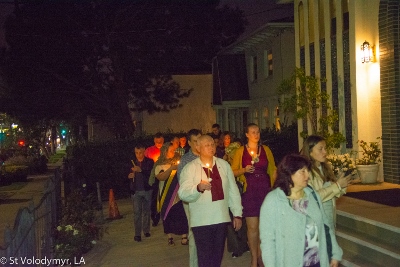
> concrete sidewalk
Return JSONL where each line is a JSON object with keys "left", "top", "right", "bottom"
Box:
{"left": 82, "top": 197, "right": 251, "bottom": 267}
{"left": 82, "top": 181, "right": 400, "bottom": 267}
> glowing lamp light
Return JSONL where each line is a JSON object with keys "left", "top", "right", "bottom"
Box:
{"left": 361, "top": 40, "right": 374, "bottom": 63}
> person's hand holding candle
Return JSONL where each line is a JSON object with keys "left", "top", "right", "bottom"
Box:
{"left": 206, "top": 163, "right": 212, "bottom": 182}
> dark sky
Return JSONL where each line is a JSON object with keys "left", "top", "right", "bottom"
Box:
{"left": 219, "top": 0, "right": 293, "bottom": 39}
{"left": 0, "top": 1, "right": 293, "bottom": 48}
{"left": 0, "top": 2, "right": 13, "bottom": 48}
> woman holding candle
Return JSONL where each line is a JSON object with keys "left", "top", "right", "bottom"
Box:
{"left": 231, "top": 123, "right": 277, "bottom": 267}
{"left": 154, "top": 143, "right": 189, "bottom": 246}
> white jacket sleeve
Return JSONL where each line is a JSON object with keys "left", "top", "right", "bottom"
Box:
{"left": 178, "top": 161, "right": 202, "bottom": 203}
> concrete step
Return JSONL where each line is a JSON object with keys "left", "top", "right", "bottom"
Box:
{"left": 336, "top": 210, "right": 400, "bottom": 267}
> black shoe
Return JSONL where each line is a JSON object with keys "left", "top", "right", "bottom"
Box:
{"left": 134, "top": 236, "right": 141, "bottom": 242}
{"left": 232, "top": 253, "right": 239, "bottom": 258}
{"left": 152, "top": 221, "right": 158, "bottom": 227}
{"left": 145, "top": 233, "right": 151, "bottom": 237}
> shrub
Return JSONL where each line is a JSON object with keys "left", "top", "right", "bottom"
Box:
{"left": 54, "top": 190, "right": 103, "bottom": 260}
{"left": 1, "top": 165, "right": 29, "bottom": 183}
{"left": 66, "top": 139, "right": 141, "bottom": 199}
{"left": 261, "top": 122, "right": 299, "bottom": 165}
{"left": 3, "top": 154, "right": 48, "bottom": 175}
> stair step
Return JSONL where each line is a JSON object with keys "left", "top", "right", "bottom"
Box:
{"left": 336, "top": 231, "right": 400, "bottom": 267}
{"left": 337, "top": 224, "right": 399, "bottom": 255}
{"left": 336, "top": 211, "right": 400, "bottom": 267}
{"left": 337, "top": 210, "right": 400, "bottom": 249}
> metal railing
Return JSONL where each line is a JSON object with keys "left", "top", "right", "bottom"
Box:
{"left": 0, "top": 168, "right": 61, "bottom": 267}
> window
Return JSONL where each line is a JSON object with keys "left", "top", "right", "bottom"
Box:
{"left": 264, "top": 50, "right": 273, "bottom": 77}
{"left": 267, "top": 51, "right": 273, "bottom": 76}
{"left": 253, "top": 109, "right": 259, "bottom": 125}
{"left": 250, "top": 56, "right": 258, "bottom": 81}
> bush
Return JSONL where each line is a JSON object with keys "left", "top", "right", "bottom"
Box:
{"left": 1, "top": 165, "right": 29, "bottom": 183}
{"left": 65, "top": 137, "right": 155, "bottom": 199}
{"left": 3, "top": 154, "right": 48, "bottom": 175}
{"left": 261, "top": 122, "right": 299, "bottom": 165}
{"left": 54, "top": 190, "right": 103, "bottom": 260}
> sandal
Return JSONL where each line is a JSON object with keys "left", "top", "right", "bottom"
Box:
{"left": 181, "top": 236, "right": 188, "bottom": 245}
{"left": 168, "top": 237, "right": 175, "bottom": 246}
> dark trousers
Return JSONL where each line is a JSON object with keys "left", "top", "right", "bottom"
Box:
{"left": 150, "top": 181, "right": 160, "bottom": 225}
{"left": 192, "top": 222, "right": 228, "bottom": 267}
{"left": 132, "top": 190, "right": 152, "bottom": 236}
{"left": 227, "top": 214, "right": 248, "bottom": 255}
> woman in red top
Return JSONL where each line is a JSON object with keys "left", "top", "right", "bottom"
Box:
{"left": 231, "top": 123, "right": 276, "bottom": 267}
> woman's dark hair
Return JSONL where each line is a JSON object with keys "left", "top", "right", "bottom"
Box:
{"left": 300, "top": 135, "right": 336, "bottom": 182}
{"left": 273, "top": 154, "right": 311, "bottom": 196}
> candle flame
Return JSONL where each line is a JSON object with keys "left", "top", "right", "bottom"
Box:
{"left": 177, "top": 161, "right": 180, "bottom": 164}
{"left": 206, "top": 163, "right": 209, "bottom": 168}
{"left": 251, "top": 151, "right": 254, "bottom": 155}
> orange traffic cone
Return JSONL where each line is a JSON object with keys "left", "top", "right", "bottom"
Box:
{"left": 108, "top": 189, "right": 122, "bottom": 220}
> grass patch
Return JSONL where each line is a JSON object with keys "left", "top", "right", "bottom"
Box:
{"left": 0, "top": 182, "right": 28, "bottom": 191}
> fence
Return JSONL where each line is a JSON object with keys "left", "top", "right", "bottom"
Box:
{"left": 0, "top": 168, "right": 61, "bottom": 267}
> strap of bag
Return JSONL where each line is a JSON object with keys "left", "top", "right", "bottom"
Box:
{"left": 307, "top": 185, "right": 333, "bottom": 260}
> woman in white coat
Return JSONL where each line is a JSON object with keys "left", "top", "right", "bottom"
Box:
{"left": 300, "top": 135, "right": 351, "bottom": 229}
{"left": 260, "top": 154, "right": 342, "bottom": 267}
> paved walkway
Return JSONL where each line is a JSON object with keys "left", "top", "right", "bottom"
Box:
{"left": 79, "top": 181, "right": 400, "bottom": 267}
{"left": 81, "top": 197, "right": 251, "bottom": 267}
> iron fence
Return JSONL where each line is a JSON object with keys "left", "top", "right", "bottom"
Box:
{"left": 0, "top": 168, "right": 61, "bottom": 267}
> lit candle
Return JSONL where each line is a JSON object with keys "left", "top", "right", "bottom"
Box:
{"left": 177, "top": 160, "right": 180, "bottom": 164}
{"left": 251, "top": 151, "right": 255, "bottom": 165}
{"left": 206, "top": 163, "right": 212, "bottom": 182}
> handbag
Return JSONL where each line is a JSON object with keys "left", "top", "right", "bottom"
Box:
{"left": 307, "top": 185, "right": 333, "bottom": 260}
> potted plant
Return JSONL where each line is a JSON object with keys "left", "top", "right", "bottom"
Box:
{"left": 355, "top": 137, "right": 381, "bottom": 184}
{"left": 326, "top": 153, "right": 356, "bottom": 178}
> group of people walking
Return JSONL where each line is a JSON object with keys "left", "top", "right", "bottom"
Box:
{"left": 128, "top": 123, "right": 351, "bottom": 267}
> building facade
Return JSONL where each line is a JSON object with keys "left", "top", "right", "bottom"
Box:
{"left": 289, "top": 0, "right": 400, "bottom": 183}
{"left": 213, "top": 22, "right": 295, "bottom": 138}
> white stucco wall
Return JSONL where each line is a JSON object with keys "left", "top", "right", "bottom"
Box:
{"left": 351, "top": 0, "right": 381, "bottom": 144}
{"left": 245, "top": 28, "right": 296, "bottom": 129}
{"left": 295, "top": 0, "right": 382, "bottom": 180}
{"left": 142, "top": 74, "right": 216, "bottom": 135}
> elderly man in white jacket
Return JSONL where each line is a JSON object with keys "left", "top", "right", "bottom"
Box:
{"left": 178, "top": 135, "right": 243, "bottom": 267}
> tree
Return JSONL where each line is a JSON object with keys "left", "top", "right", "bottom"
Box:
{"left": 0, "top": 1, "right": 247, "bottom": 138}
{"left": 278, "top": 68, "right": 346, "bottom": 150}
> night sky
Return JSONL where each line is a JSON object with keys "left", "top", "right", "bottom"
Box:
{"left": 0, "top": 1, "right": 293, "bottom": 49}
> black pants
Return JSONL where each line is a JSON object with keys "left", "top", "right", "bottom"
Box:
{"left": 226, "top": 214, "right": 248, "bottom": 255}
{"left": 150, "top": 180, "right": 160, "bottom": 225}
{"left": 192, "top": 222, "right": 228, "bottom": 267}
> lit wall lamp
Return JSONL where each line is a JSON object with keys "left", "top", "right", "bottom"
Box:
{"left": 361, "top": 40, "right": 374, "bottom": 63}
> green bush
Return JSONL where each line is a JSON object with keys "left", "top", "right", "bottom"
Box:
{"left": 3, "top": 154, "right": 48, "bottom": 175}
{"left": 261, "top": 122, "right": 299, "bottom": 165}
{"left": 54, "top": 190, "right": 103, "bottom": 260}
{"left": 66, "top": 136, "right": 155, "bottom": 199}
{"left": 1, "top": 165, "right": 29, "bottom": 183}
